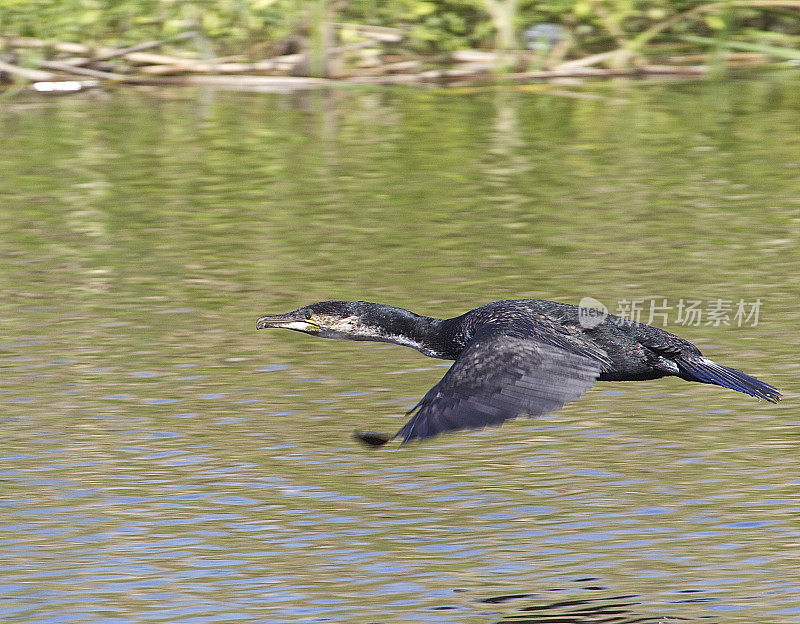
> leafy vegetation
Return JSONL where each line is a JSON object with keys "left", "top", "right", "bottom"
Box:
{"left": 1, "top": 1, "right": 799, "bottom": 59}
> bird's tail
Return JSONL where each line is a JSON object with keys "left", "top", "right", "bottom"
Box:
{"left": 677, "top": 356, "right": 781, "bottom": 403}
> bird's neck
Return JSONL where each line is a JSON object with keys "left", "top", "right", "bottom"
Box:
{"left": 384, "top": 314, "right": 454, "bottom": 359}
{"left": 352, "top": 307, "right": 461, "bottom": 359}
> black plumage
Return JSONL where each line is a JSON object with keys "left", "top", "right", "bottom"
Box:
{"left": 256, "top": 299, "right": 781, "bottom": 446}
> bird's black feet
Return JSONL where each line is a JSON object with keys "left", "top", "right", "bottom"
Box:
{"left": 353, "top": 430, "right": 392, "bottom": 447}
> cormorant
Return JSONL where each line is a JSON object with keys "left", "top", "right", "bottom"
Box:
{"left": 256, "top": 300, "right": 781, "bottom": 446}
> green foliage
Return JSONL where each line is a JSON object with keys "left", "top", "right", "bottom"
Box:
{"left": 0, "top": 0, "right": 303, "bottom": 50}
{"left": 0, "top": 0, "right": 798, "bottom": 57}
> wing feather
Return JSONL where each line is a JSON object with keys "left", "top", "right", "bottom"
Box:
{"left": 394, "top": 325, "right": 602, "bottom": 444}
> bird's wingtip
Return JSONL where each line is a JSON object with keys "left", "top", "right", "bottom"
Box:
{"left": 353, "top": 430, "right": 393, "bottom": 448}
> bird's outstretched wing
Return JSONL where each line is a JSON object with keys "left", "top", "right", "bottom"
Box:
{"left": 356, "top": 325, "right": 603, "bottom": 446}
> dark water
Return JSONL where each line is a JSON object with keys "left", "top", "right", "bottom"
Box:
{"left": 1, "top": 78, "right": 799, "bottom": 623}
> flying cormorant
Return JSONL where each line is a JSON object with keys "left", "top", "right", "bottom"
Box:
{"left": 256, "top": 300, "right": 781, "bottom": 446}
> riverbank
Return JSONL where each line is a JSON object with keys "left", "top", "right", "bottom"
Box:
{"left": 1, "top": 15, "right": 799, "bottom": 95}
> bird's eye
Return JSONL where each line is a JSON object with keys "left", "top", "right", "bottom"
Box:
{"left": 304, "top": 310, "right": 313, "bottom": 320}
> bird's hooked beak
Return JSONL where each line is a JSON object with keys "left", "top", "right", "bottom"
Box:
{"left": 256, "top": 312, "right": 320, "bottom": 334}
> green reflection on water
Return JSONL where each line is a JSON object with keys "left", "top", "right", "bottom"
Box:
{"left": 1, "top": 80, "right": 798, "bottom": 623}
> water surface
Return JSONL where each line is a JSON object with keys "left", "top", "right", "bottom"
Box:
{"left": 1, "top": 78, "right": 799, "bottom": 623}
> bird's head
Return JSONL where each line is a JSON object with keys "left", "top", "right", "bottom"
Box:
{"left": 256, "top": 300, "right": 440, "bottom": 354}
{"left": 256, "top": 301, "right": 380, "bottom": 340}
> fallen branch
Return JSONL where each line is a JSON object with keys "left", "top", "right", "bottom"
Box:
{"left": 0, "top": 35, "right": 204, "bottom": 69}
{"left": 413, "top": 63, "right": 496, "bottom": 84}
{"left": 112, "top": 51, "right": 209, "bottom": 66}
{"left": 0, "top": 59, "right": 54, "bottom": 81}
{"left": 136, "top": 43, "right": 373, "bottom": 77}
{"left": 72, "top": 33, "right": 196, "bottom": 67}
{"left": 344, "top": 60, "right": 422, "bottom": 77}
{"left": 502, "top": 65, "right": 708, "bottom": 81}
{"left": 342, "top": 72, "right": 428, "bottom": 85}
{"left": 138, "top": 61, "right": 253, "bottom": 76}
{"left": 668, "top": 51, "right": 769, "bottom": 64}
{"left": 131, "top": 74, "right": 330, "bottom": 92}
{"left": 346, "top": 63, "right": 494, "bottom": 85}
{"left": 39, "top": 60, "right": 128, "bottom": 80}
{"left": 137, "top": 53, "right": 305, "bottom": 76}
{"left": 364, "top": 63, "right": 710, "bottom": 86}
{"left": 1, "top": 36, "right": 91, "bottom": 54}
{"left": 450, "top": 49, "right": 535, "bottom": 63}
{"left": 554, "top": 50, "right": 622, "bottom": 70}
